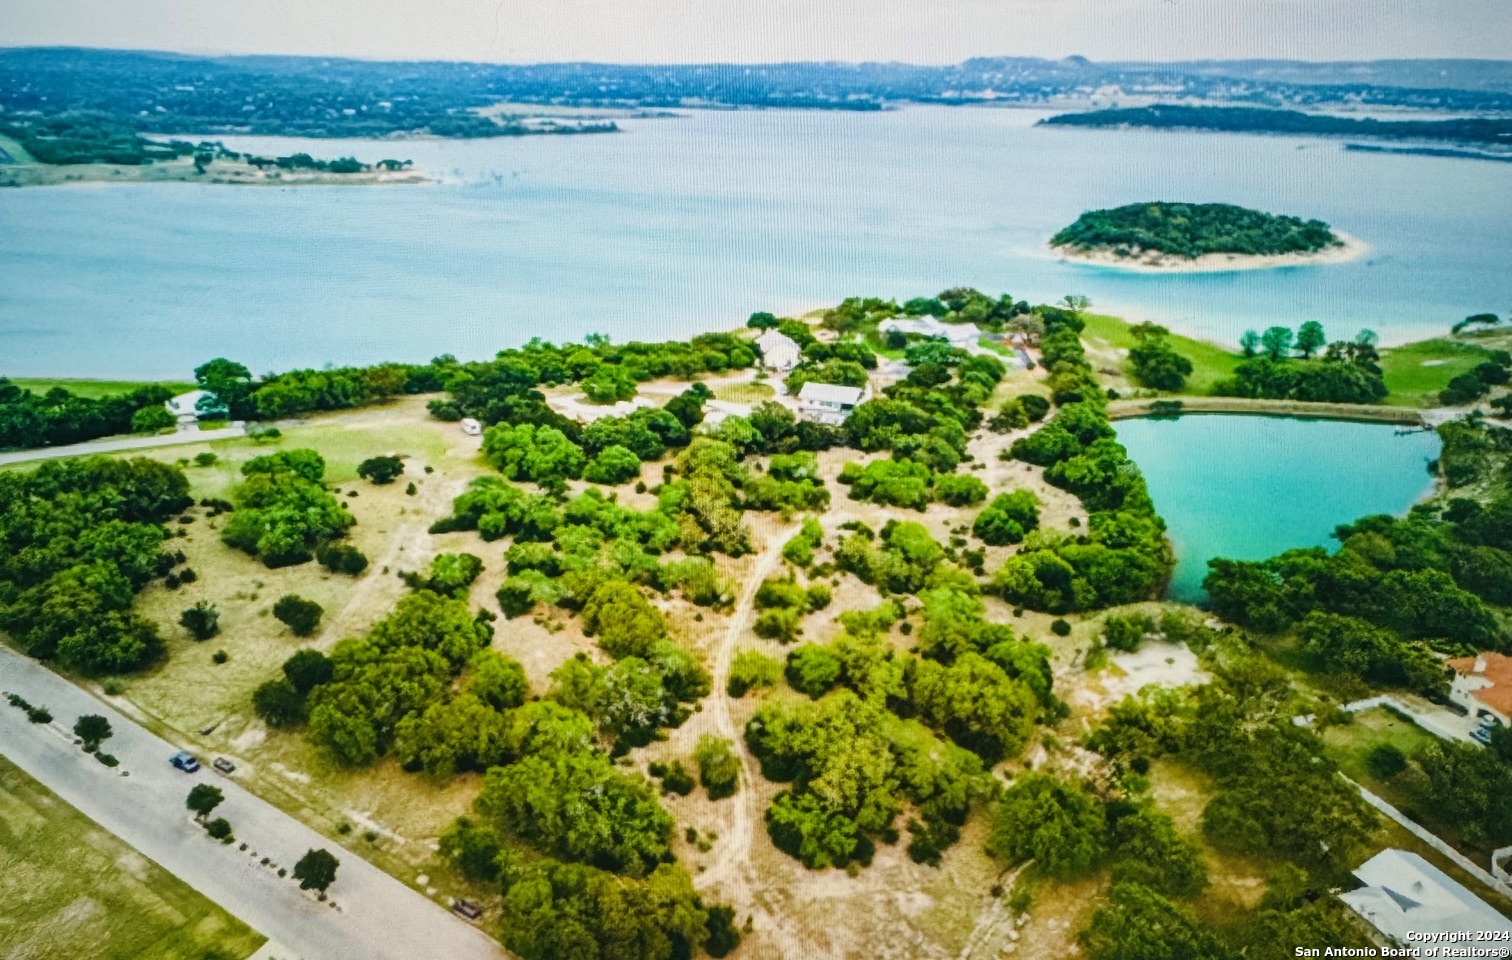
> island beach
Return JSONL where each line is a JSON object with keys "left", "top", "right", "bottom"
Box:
{"left": 1050, "top": 229, "right": 1369, "bottom": 274}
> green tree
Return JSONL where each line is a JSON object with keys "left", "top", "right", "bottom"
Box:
{"left": 317, "top": 542, "right": 369, "bottom": 575}
{"left": 1295, "top": 321, "right": 1327, "bottom": 358}
{"left": 273, "top": 594, "right": 323, "bottom": 636}
{"left": 1080, "top": 883, "right": 1235, "bottom": 960}
{"left": 293, "top": 848, "right": 340, "bottom": 892}
{"left": 986, "top": 772, "right": 1105, "bottom": 879}
{"left": 694, "top": 735, "right": 741, "bottom": 800}
{"left": 583, "top": 445, "right": 642, "bottom": 485}
{"left": 73, "top": 714, "right": 112, "bottom": 749}
{"left": 582, "top": 364, "right": 638, "bottom": 404}
{"left": 357, "top": 455, "right": 405, "bottom": 485}
{"left": 253, "top": 678, "right": 306, "bottom": 727}
{"left": 282, "top": 648, "right": 335, "bottom": 695}
{"left": 973, "top": 490, "right": 1040, "bottom": 545}
{"left": 204, "top": 817, "right": 234, "bottom": 842}
{"left": 1239, "top": 330, "right": 1261, "bottom": 357}
{"left": 1260, "top": 326, "right": 1294, "bottom": 360}
{"left": 179, "top": 601, "right": 220, "bottom": 640}
{"left": 130, "top": 405, "right": 177, "bottom": 434}
{"left": 186, "top": 783, "right": 224, "bottom": 820}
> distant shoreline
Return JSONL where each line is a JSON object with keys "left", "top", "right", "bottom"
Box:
{"left": 1050, "top": 231, "right": 1368, "bottom": 274}
{"left": 0, "top": 157, "right": 429, "bottom": 189}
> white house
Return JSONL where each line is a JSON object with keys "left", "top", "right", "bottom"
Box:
{"left": 878, "top": 316, "right": 982, "bottom": 351}
{"left": 754, "top": 330, "right": 803, "bottom": 372}
{"left": 164, "top": 390, "right": 222, "bottom": 428}
{"left": 1447, "top": 652, "right": 1512, "bottom": 726}
{"left": 797, "top": 381, "right": 866, "bottom": 425}
{"left": 1340, "top": 849, "right": 1512, "bottom": 945}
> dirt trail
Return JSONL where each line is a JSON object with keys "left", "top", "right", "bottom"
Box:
{"left": 696, "top": 517, "right": 815, "bottom": 959}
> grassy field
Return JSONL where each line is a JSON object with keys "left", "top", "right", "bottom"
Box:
{"left": 10, "top": 378, "right": 197, "bottom": 399}
{"left": 1320, "top": 707, "right": 1443, "bottom": 783}
{"left": 712, "top": 381, "right": 776, "bottom": 403}
{"left": 1078, "top": 312, "right": 1242, "bottom": 395}
{"left": 1378, "top": 338, "right": 1497, "bottom": 407}
{"left": 0, "top": 755, "right": 264, "bottom": 960}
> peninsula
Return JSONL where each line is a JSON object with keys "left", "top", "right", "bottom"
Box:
{"left": 1050, "top": 201, "right": 1364, "bottom": 272}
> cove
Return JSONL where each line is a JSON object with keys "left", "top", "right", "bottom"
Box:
{"left": 1114, "top": 414, "right": 1442, "bottom": 603}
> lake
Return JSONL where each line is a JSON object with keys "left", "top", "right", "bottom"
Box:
{"left": 3, "top": 106, "right": 1511, "bottom": 378}
{"left": 1114, "top": 414, "right": 1443, "bottom": 603}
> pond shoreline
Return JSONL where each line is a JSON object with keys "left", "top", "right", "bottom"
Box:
{"left": 1106, "top": 395, "right": 1426, "bottom": 426}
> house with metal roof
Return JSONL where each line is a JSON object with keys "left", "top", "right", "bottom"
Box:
{"left": 1340, "top": 849, "right": 1512, "bottom": 945}
{"left": 797, "top": 381, "right": 866, "bottom": 425}
{"left": 754, "top": 330, "right": 803, "bottom": 372}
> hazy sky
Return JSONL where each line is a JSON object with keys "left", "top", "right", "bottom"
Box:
{"left": 2, "top": 0, "right": 1507, "bottom": 64}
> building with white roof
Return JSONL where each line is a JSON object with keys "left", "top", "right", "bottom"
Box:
{"left": 754, "top": 330, "right": 803, "bottom": 372}
{"left": 878, "top": 317, "right": 981, "bottom": 351}
{"left": 797, "top": 381, "right": 867, "bottom": 425}
{"left": 164, "top": 389, "right": 224, "bottom": 427}
{"left": 1340, "top": 849, "right": 1512, "bottom": 946}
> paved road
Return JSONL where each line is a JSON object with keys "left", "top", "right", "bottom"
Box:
{"left": 0, "top": 424, "right": 247, "bottom": 467}
{"left": 0, "top": 647, "right": 507, "bottom": 960}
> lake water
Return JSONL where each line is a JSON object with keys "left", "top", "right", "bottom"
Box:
{"left": 3, "top": 107, "right": 1511, "bottom": 378}
{"left": 1115, "top": 414, "right": 1442, "bottom": 603}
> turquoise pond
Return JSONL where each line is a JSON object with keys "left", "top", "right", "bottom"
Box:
{"left": 1113, "top": 415, "right": 1442, "bottom": 603}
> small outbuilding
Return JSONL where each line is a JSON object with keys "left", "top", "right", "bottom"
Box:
{"left": 754, "top": 330, "right": 803, "bottom": 372}
{"left": 164, "top": 389, "right": 224, "bottom": 428}
{"left": 878, "top": 316, "right": 982, "bottom": 351}
{"left": 797, "top": 381, "right": 866, "bottom": 425}
{"left": 460, "top": 417, "right": 483, "bottom": 436}
{"left": 1340, "top": 849, "right": 1512, "bottom": 945}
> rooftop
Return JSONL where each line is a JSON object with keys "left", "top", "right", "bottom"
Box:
{"left": 1448, "top": 652, "right": 1512, "bottom": 717}
{"left": 797, "top": 381, "right": 865, "bottom": 405}
{"left": 1340, "top": 849, "right": 1512, "bottom": 943}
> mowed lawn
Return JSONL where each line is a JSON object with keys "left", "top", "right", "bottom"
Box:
{"left": 10, "top": 378, "right": 196, "bottom": 400}
{"left": 0, "top": 756, "right": 264, "bottom": 960}
{"left": 1078, "top": 312, "right": 1242, "bottom": 395}
{"left": 1378, "top": 338, "right": 1497, "bottom": 407}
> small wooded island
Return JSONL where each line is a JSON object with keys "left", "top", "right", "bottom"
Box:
{"left": 1051, "top": 201, "right": 1363, "bottom": 272}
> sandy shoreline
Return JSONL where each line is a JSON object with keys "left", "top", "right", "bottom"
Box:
{"left": 1051, "top": 230, "right": 1369, "bottom": 274}
{"left": 0, "top": 158, "right": 429, "bottom": 189}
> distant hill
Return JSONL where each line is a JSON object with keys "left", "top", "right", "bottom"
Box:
{"left": 2, "top": 47, "right": 1512, "bottom": 141}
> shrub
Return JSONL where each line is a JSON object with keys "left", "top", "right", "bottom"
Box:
{"left": 583, "top": 445, "right": 643, "bottom": 485}
{"left": 212, "top": 649, "right": 229, "bottom": 664}
{"left": 317, "top": 542, "right": 369, "bottom": 575}
{"left": 703, "top": 904, "right": 742, "bottom": 958}
{"left": 1102, "top": 612, "right": 1154, "bottom": 653}
{"left": 753, "top": 608, "right": 803, "bottom": 644}
{"left": 95, "top": 751, "right": 120, "bottom": 767}
{"left": 273, "top": 595, "right": 324, "bottom": 637}
{"left": 1050, "top": 619, "right": 1072, "bottom": 637}
{"left": 26, "top": 706, "right": 52, "bottom": 724}
{"left": 282, "top": 649, "right": 335, "bottom": 695}
{"left": 785, "top": 643, "right": 842, "bottom": 698}
{"left": 1367, "top": 743, "right": 1408, "bottom": 780}
{"left": 179, "top": 601, "right": 221, "bottom": 640}
{"left": 357, "top": 455, "right": 405, "bottom": 485}
{"left": 131, "top": 405, "right": 177, "bottom": 434}
{"left": 253, "top": 678, "right": 306, "bottom": 727}
{"left": 934, "top": 472, "right": 988, "bottom": 507}
{"left": 194, "top": 451, "right": 218, "bottom": 467}
{"left": 695, "top": 735, "right": 741, "bottom": 800}
{"left": 973, "top": 490, "right": 1040, "bottom": 545}
{"left": 658, "top": 761, "right": 696, "bottom": 796}
{"left": 728, "top": 650, "right": 782, "bottom": 697}
{"left": 73, "top": 714, "right": 112, "bottom": 748}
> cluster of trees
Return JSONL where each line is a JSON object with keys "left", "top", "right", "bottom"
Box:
{"left": 432, "top": 333, "right": 753, "bottom": 428}
{"left": 221, "top": 450, "right": 354, "bottom": 568}
{"left": 747, "top": 584, "right": 1058, "bottom": 869}
{"left": 0, "top": 457, "right": 190, "bottom": 674}
{"left": 813, "top": 288, "right": 1034, "bottom": 338}
{"left": 1437, "top": 350, "right": 1512, "bottom": 406}
{"left": 1204, "top": 479, "right": 1511, "bottom": 694}
{"left": 1051, "top": 202, "right": 1340, "bottom": 259}
{"left": 0, "top": 378, "right": 177, "bottom": 449}
{"left": 837, "top": 458, "right": 985, "bottom": 510}
{"left": 1080, "top": 636, "right": 1380, "bottom": 960}
{"left": 1126, "top": 323, "right": 1193, "bottom": 392}
{"left": 998, "top": 310, "right": 1173, "bottom": 612}
{"left": 751, "top": 573, "right": 831, "bottom": 644}
{"left": 973, "top": 490, "right": 1041, "bottom": 545}
{"left": 0, "top": 111, "right": 201, "bottom": 165}
{"left": 1217, "top": 326, "right": 1388, "bottom": 404}
{"left": 746, "top": 689, "right": 994, "bottom": 870}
